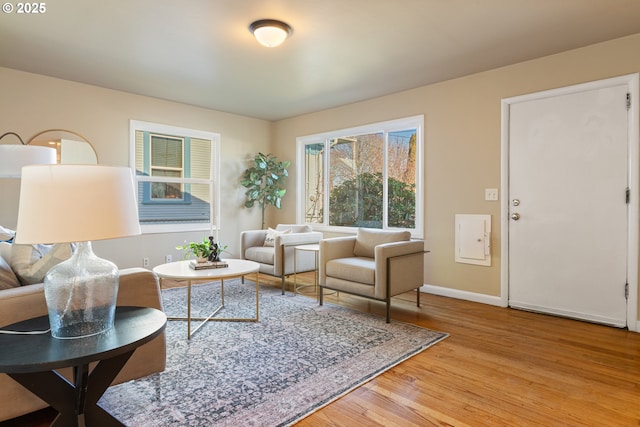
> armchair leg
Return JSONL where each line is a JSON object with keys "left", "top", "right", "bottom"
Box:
{"left": 417, "top": 287, "right": 420, "bottom": 307}
{"left": 281, "top": 276, "right": 285, "bottom": 295}
{"left": 386, "top": 299, "right": 391, "bottom": 323}
{"left": 319, "top": 285, "right": 324, "bottom": 306}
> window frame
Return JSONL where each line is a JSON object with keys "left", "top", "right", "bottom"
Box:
{"left": 130, "top": 120, "right": 221, "bottom": 234}
{"left": 296, "top": 115, "right": 424, "bottom": 238}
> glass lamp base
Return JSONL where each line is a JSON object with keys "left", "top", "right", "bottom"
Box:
{"left": 44, "top": 241, "right": 119, "bottom": 339}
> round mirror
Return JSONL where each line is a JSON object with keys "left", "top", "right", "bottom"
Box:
{"left": 28, "top": 129, "right": 98, "bottom": 164}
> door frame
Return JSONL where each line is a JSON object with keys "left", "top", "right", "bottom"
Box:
{"left": 500, "top": 73, "right": 639, "bottom": 331}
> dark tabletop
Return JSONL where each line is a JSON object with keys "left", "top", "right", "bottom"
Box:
{"left": 0, "top": 306, "right": 166, "bottom": 373}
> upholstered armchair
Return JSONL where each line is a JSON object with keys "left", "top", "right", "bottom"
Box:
{"left": 319, "top": 228, "right": 424, "bottom": 322}
{"left": 240, "top": 224, "right": 323, "bottom": 294}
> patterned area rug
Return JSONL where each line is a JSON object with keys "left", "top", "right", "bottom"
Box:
{"left": 99, "top": 280, "right": 447, "bottom": 426}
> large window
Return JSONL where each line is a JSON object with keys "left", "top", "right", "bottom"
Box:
{"left": 130, "top": 120, "right": 220, "bottom": 234}
{"left": 296, "top": 116, "right": 423, "bottom": 237}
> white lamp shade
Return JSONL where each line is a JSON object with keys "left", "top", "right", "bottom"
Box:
{"left": 0, "top": 145, "right": 56, "bottom": 178}
{"left": 15, "top": 165, "right": 141, "bottom": 244}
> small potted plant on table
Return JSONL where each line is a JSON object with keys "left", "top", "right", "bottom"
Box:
{"left": 177, "top": 236, "right": 229, "bottom": 268}
{"left": 176, "top": 236, "right": 213, "bottom": 263}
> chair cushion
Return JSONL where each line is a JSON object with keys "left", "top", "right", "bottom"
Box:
{"left": 326, "top": 257, "right": 376, "bottom": 285}
{"left": 353, "top": 228, "right": 411, "bottom": 258}
{"left": 245, "top": 246, "right": 275, "bottom": 265}
{"left": 263, "top": 227, "right": 291, "bottom": 247}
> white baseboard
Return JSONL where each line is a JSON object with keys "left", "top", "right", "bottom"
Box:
{"left": 418, "top": 285, "right": 640, "bottom": 332}
{"left": 419, "top": 284, "right": 506, "bottom": 307}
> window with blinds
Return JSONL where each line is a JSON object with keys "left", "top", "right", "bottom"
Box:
{"left": 130, "top": 120, "right": 220, "bottom": 234}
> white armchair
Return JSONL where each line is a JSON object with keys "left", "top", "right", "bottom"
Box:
{"left": 241, "top": 224, "right": 323, "bottom": 294}
{"left": 319, "top": 228, "right": 424, "bottom": 322}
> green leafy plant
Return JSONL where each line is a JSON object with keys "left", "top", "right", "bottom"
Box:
{"left": 176, "top": 236, "right": 213, "bottom": 260}
{"left": 177, "top": 236, "right": 229, "bottom": 261}
{"left": 240, "top": 152, "right": 290, "bottom": 229}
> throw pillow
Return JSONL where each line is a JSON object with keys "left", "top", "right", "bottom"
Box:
{"left": 353, "top": 228, "right": 411, "bottom": 258}
{"left": 0, "top": 225, "right": 15, "bottom": 242}
{"left": 10, "top": 243, "right": 73, "bottom": 286}
{"left": 0, "top": 256, "right": 19, "bottom": 290}
{"left": 263, "top": 227, "right": 291, "bottom": 247}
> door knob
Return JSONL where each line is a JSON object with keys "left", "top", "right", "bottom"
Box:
{"left": 512, "top": 199, "right": 520, "bottom": 206}
{"left": 511, "top": 213, "right": 520, "bottom": 221}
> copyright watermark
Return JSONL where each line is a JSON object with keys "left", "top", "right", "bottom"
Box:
{"left": 2, "top": 3, "right": 47, "bottom": 13}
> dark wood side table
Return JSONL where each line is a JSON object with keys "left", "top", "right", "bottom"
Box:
{"left": 0, "top": 306, "right": 166, "bottom": 427}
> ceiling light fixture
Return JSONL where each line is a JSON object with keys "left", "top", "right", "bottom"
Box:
{"left": 249, "top": 19, "right": 292, "bottom": 48}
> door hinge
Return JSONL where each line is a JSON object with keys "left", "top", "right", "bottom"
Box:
{"left": 625, "top": 283, "right": 629, "bottom": 299}
{"left": 626, "top": 187, "right": 630, "bottom": 204}
{"left": 627, "top": 93, "right": 631, "bottom": 110}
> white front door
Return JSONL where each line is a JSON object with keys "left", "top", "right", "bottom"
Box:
{"left": 505, "top": 78, "right": 634, "bottom": 327}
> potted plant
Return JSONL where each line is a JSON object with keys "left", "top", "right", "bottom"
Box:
{"left": 241, "top": 152, "right": 290, "bottom": 229}
{"left": 177, "top": 236, "right": 229, "bottom": 263}
{"left": 176, "top": 237, "right": 213, "bottom": 263}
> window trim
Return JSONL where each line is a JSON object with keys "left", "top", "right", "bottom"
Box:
{"left": 296, "top": 115, "right": 424, "bottom": 238}
{"left": 129, "top": 120, "right": 221, "bottom": 234}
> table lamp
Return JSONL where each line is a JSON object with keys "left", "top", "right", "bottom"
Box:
{"left": 14, "top": 165, "right": 141, "bottom": 339}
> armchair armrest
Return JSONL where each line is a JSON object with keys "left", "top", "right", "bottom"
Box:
{"left": 273, "top": 231, "right": 323, "bottom": 276}
{"left": 276, "top": 231, "right": 323, "bottom": 248}
{"left": 116, "top": 268, "right": 163, "bottom": 310}
{"left": 374, "top": 240, "right": 424, "bottom": 260}
{"left": 0, "top": 283, "right": 46, "bottom": 327}
{"left": 374, "top": 240, "right": 425, "bottom": 299}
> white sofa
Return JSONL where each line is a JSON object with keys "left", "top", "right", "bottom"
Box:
{"left": 0, "top": 242, "right": 166, "bottom": 422}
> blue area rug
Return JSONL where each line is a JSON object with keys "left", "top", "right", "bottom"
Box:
{"left": 99, "top": 280, "right": 447, "bottom": 426}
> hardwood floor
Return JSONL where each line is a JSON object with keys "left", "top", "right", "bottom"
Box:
{"left": 3, "top": 273, "right": 640, "bottom": 426}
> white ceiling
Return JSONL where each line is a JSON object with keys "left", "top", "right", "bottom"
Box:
{"left": 2, "top": 0, "right": 640, "bottom": 121}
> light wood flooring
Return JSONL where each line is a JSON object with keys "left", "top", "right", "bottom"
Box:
{"left": 3, "top": 272, "right": 640, "bottom": 426}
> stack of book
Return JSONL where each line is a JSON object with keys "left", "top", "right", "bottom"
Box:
{"left": 189, "top": 260, "right": 229, "bottom": 270}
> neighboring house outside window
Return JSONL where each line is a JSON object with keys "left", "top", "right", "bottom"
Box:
{"left": 130, "top": 120, "right": 220, "bottom": 234}
{"left": 296, "top": 115, "right": 424, "bottom": 238}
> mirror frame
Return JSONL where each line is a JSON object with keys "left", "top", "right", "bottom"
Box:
{"left": 27, "top": 129, "right": 99, "bottom": 164}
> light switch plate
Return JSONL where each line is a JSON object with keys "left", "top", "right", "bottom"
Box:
{"left": 485, "top": 188, "right": 499, "bottom": 201}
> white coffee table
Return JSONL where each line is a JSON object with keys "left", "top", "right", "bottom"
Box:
{"left": 153, "top": 259, "right": 260, "bottom": 339}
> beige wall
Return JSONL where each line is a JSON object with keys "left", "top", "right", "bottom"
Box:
{"left": 273, "top": 33, "right": 640, "bottom": 307}
{"left": 0, "top": 67, "right": 271, "bottom": 268}
{"left": 2, "top": 33, "right": 640, "bottom": 318}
